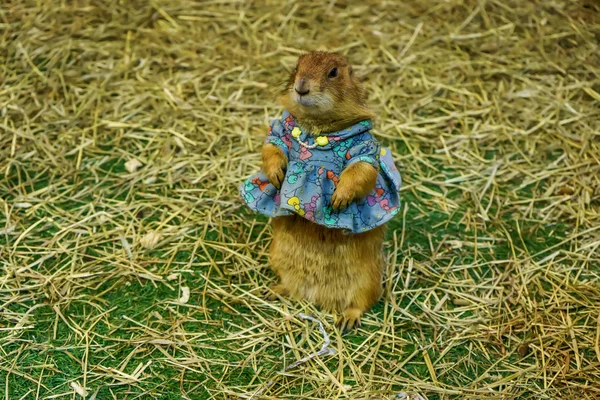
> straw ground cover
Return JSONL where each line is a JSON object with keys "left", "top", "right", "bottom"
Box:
{"left": 1, "top": 0, "right": 599, "bottom": 398}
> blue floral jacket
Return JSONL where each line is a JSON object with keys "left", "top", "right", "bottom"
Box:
{"left": 239, "top": 111, "right": 401, "bottom": 233}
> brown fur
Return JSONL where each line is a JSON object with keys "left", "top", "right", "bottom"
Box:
{"left": 262, "top": 51, "right": 385, "bottom": 331}
{"left": 280, "top": 51, "right": 376, "bottom": 135}
{"left": 269, "top": 216, "right": 385, "bottom": 329}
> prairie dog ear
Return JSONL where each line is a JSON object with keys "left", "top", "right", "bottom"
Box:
{"left": 282, "top": 55, "right": 298, "bottom": 73}
{"left": 355, "top": 82, "right": 368, "bottom": 105}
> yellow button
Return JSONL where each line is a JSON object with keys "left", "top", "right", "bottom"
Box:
{"left": 380, "top": 148, "right": 387, "bottom": 156}
{"left": 291, "top": 127, "right": 301, "bottom": 138}
{"left": 315, "top": 136, "right": 328, "bottom": 146}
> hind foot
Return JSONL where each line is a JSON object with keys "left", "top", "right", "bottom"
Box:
{"left": 335, "top": 307, "right": 362, "bottom": 334}
{"left": 264, "top": 284, "right": 288, "bottom": 301}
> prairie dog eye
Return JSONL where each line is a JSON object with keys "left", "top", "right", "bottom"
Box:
{"left": 328, "top": 67, "right": 338, "bottom": 78}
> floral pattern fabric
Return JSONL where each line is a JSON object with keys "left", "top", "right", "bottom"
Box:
{"left": 239, "top": 111, "right": 402, "bottom": 234}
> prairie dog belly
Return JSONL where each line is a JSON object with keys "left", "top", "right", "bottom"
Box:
{"left": 269, "top": 215, "right": 384, "bottom": 313}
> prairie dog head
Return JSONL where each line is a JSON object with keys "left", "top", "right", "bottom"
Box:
{"left": 280, "top": 51, "right": 374, "bottom": 130}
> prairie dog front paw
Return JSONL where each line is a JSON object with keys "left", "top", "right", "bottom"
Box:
{"left": 262, "top": 144, "right": 288, "bottom": 189}
{"left": 331, "top": 162, "right": 378, "bottom": 210}
{"left": 331, "top": 186, "right": 354, "bottom": 210}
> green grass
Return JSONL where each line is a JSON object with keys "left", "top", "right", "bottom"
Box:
{"left": 1, "top": 0, "right": 600, "bottom": 399}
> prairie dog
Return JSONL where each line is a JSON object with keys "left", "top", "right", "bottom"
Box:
{"left": 240, "top": 51, "right": 401, "bottom": 332}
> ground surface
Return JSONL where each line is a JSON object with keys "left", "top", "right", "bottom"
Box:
{"left": 1, "top": 1, "right": 599, "bottom": 399}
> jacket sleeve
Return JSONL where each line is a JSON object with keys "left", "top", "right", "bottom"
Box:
{"left": 264, "top": 115, "right": 291, "bottom": 157}
{"left": 345, "top": 134, "right": 381, "bottom": 171}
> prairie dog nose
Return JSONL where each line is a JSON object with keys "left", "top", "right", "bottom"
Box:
{"left": 295, "top": 79, "right": 310, "bottom": 95}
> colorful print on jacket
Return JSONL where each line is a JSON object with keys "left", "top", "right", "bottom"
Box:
{"left": 239, "top": 111, "right": 402, "bottom": 234}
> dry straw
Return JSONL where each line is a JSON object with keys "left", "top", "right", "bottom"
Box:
{"left": 0, "top": 0, "right": 599, "bottom": 399}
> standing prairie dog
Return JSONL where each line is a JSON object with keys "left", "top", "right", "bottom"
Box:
{"left": 240, "top": 51, "right": 401, "bottom": 332}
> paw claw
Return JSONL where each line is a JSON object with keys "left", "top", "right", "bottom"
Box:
{"left": 275, "top": 169, "right": 285, "bottom": 188}
{"left": 267, "top": 168, "right": 285, "bottom": 189}
{"left": 331, "top": 188, "right": 353, "bottom": 211}
{"left": 264, "top": 291, "right": 278, "bottom": 301}
{"left": 265, "top": 284, "right": 287, "bottom": 301}
{"left": 335, "top": 308, "right": 362, "bottom": 335}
